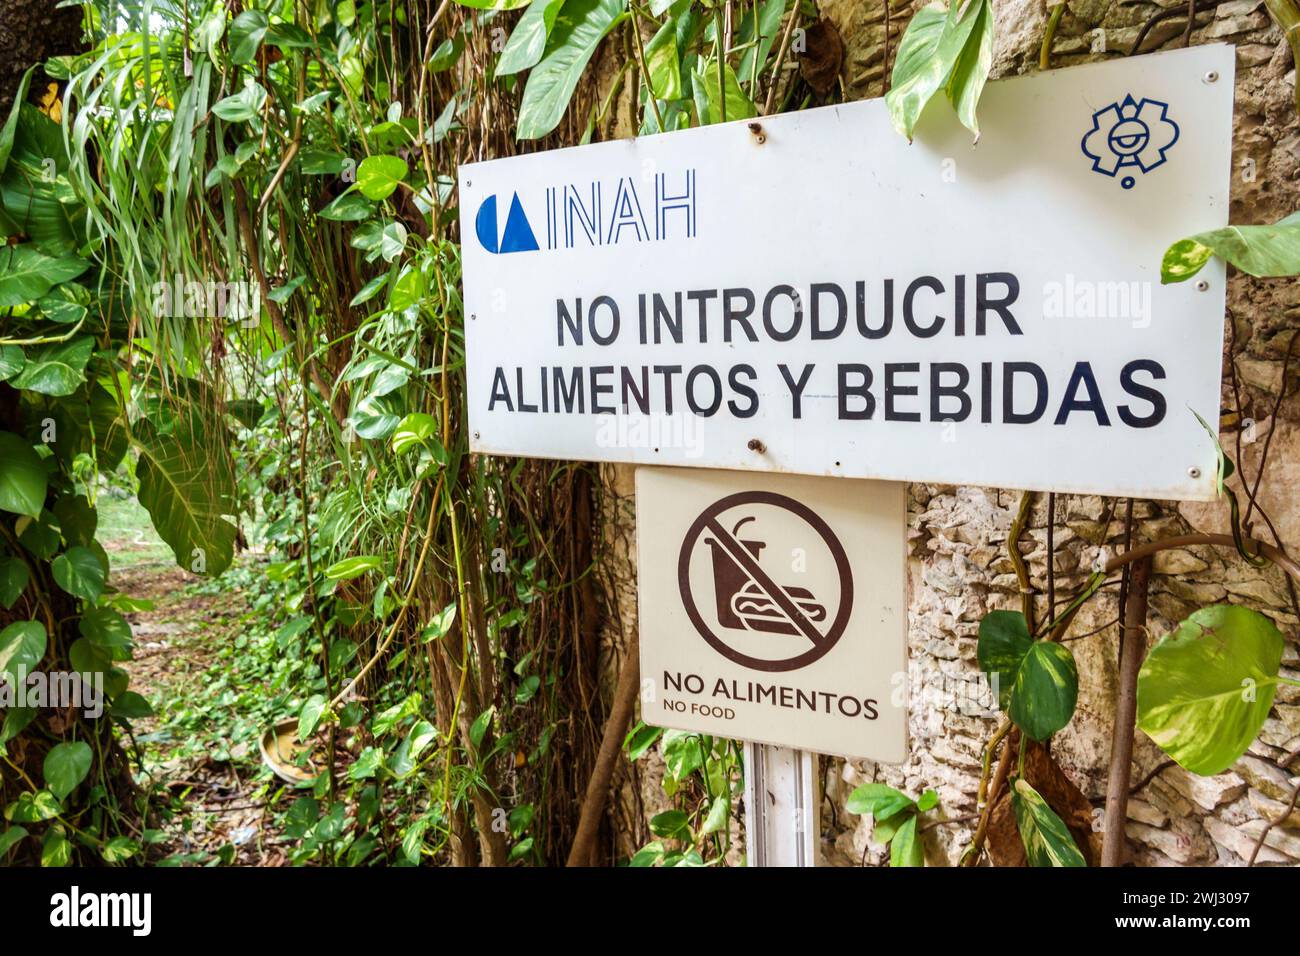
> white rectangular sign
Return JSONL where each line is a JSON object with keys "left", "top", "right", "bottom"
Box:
{"left": 460, "top": 45, "right": 1233, "bottom": 500}
{"left": 635, "top": 467, "right": 907, "bottom": 762}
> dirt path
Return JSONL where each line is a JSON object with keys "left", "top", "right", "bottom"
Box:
{"left": 113, "top": 562, "right": 289, "bottom": 866}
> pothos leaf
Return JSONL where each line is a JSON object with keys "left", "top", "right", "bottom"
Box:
{"left": 1162, "top": 212, "right": 1300, "bottom": 283}
{"left": 1008, "top": 642, "right": 1078, "bottom": 742}
{"left": 497, "top": 0, "right": 567, "bottom": 76}
{"left": 0, "top": 432, "right": 47, "bottom": 518}
{"left": 1137, "top": 604, "right": 1284, "bottom": 776}
{"left": 517, "top": 0, "right": 627, "bottom": 140}
{"left": 1012, "top": 779, "right": 1086, "bottom": 867}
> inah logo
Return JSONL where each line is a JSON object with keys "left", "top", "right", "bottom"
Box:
{"left": 1080, "top": 95, "right": 1179, "bottom": 189}
{"left": 475, "top": 192, "right": 539, "bottom": 255}
{"left": 50, "top": 886, "right": 151, "bottom": 936}
{"left": 472, "top": 169, "right": 697, "bottom": 255}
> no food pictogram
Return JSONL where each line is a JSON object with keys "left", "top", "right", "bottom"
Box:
{"left": 677, "top": 491, "right": 853, "bottom": 673}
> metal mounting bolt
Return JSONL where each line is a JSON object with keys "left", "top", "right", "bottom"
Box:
{"left": 747, "top": 438, "right": 766, "bottom": 453}
{"left": 748, "top": 122, "right": 766, "bottom": 145}
{"left": 465, "top": 179, "right": 472, "bottom": 187}
{"left": 1188, "top": 466, "right": 1201, "bottom": 479}
{"left": 1203, "top": 71, "right": 1219, "bottom": 84}
{"left": 1195, "top": 279, "right": 1210, "bottom": 292}
{"left": 473, "top": 431, "right": 480, "bottom": 440}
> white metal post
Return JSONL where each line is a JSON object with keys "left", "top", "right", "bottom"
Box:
{"left": 743, "top": 743, "right": 819, "bottom": 867}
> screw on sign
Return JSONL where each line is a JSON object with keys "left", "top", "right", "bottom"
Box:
{"left": 677, "top": 491, "right": 853, "bottom": 673}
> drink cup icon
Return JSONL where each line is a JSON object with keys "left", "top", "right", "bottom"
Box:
{"left": 704, "top": 516, "right": 826, "bottom": 637}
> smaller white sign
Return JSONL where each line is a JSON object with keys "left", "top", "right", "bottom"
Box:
{"left": 636, "top": 467, "right": 907, "bottom": 762}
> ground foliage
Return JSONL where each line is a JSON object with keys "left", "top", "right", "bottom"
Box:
{"left": 1, "top": 0, "right": 1299, "bottom": 868}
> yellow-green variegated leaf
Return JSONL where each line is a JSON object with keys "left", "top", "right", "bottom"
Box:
{"left": 497, "top": 0, "right": 567, "bottom": 76}
{"left": 517, "top": 0, "right": 627, "bottom": 140}
{"left": 944, "top": 0, "right": 994, "bottom": 138}
{"left": 1137, "top": 604, "right": 1283, "bottom": 775}
{"left": 1012, "top": 779, "right": 1086, "bottom": 867}
{"left": 886, "top": 1, "right": 985, "bottom": 141}
{"left": 1162, "top": 212, "right": 1300, "bottom": 283}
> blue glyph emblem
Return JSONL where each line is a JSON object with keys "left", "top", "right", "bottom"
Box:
{"left": 1080, "top": 95, "right": 1179, "bottom": 190}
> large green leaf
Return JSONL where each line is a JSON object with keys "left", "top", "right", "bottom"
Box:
{"left": 356, "top": 155, "right": 409, "bottom": 201}
{"left": 944, "top": 0, "right": 994, "bottom": 138}
{"left": 1161, "top": 212, "right": 1300, "bottom": 283}
{"left": 212, "top": 81, "right": 268, "bottom": 122}
{"left": 885, "top": 1, "right": 988, "bottom": 141}
{"left": 694, "top": 57, "right": 756, "bottom": 125}
{"left": 846, "top": 783, "right": 915, "bottom": 820}
{"left": 0, "top": 345, "right": 23, "bottom": 381}
{"left": 299, "top": 694, "right": 327, "bottom": 741}
{"left": 1012, "top": 779, "right": 1087, "bottom": 867}
{"left": 320, "top": 191, "right": 376, "bottom": 221}
{"left": 43, "top": 742, "right": 92, "bottom": 801}
{"left": 0, "top": 620, "right": 46, "bottom": 683}
{"left": 499, "top": 0, "right": 568, "bottom": 76}
{"left": 976, "top": 609, "right": 1033, "bottom": 710}
{"left": 0, "top": 432, "right": 47, "bottom": 518}
{"left": 517, "top": 0, "right": 627, "bottom": 140}
{"left": 135, "top": 410, "right": 238, "bottom": 577}
{"left": 51, "top": 546, "right": 105, "bottom": 603}
{"left": 4, "top": 790, "right": 61, "bottom": 824}
{"left": 324, "top": 555, "right": 383, "bottom": 580}
{"left": 0, "top": 246, "right": 89, "bottom": 308}
{"left": 79, "top": 607, "right": 133, "bottom": 660}
{"left": 977, "top": 609, "right": 1077, "bottom": 740}
{"left": 0, "top": 826, "right": 27, "bottom": 859}
{"left": 229, "top": 10, "right": 269, "bottom": 65}
{"left": 0, "top": 557, "right": 29, "bottom": 609}
{"left": 1137, "top": 604, "right": 1284, "bottom": 775}
{"left": 1008, "top": 642, "right": 1078, "bottom": 741}
{"left": 45, "top": 382, "right": 129, "bottom": 471}
{"left": 9, "top": 337, "right": 94, "bottom": 397}
{"left": 643, "top": 18, "right": 683, "bottom": 101}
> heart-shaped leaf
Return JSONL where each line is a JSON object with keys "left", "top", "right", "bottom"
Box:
{"left": 0, "top": 432, "right": 47, "bottom": 518}
{"left": 1008, "top": 642, "right": 1079, "bottom": 741}
{"left": 0, "top": 620, "right": 46, "bottom": 683}
{"left": 356, "top": 155, "right": 408, "bottom": 201}
{"left": 1137, "top": 604, "right": 1284, "bottom": 775}
{"left": 229, "top": 10, "right": 269, "bottom": 65}
{"left": 51, "top": 546, "right": 105, "bottom": 603}
{"left": 846, "top": 782, "right": 915, "bottom": 820}
{"left": 978, "top": 609, "right": 1077, "bottom": 741}
{"left": 43, "top": 741, "right": 91, "bottom": 801}
{"left": 10, "top": 337, "right": 93, "bottom": 397}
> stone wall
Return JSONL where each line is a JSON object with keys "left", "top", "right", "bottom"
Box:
{"left": 599, "top": 0, "right": 1300, "bottom": 866}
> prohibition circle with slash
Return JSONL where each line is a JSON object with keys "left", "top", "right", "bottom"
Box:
{"left": 677, "top": 491, "right": 853, "bottom": 673}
